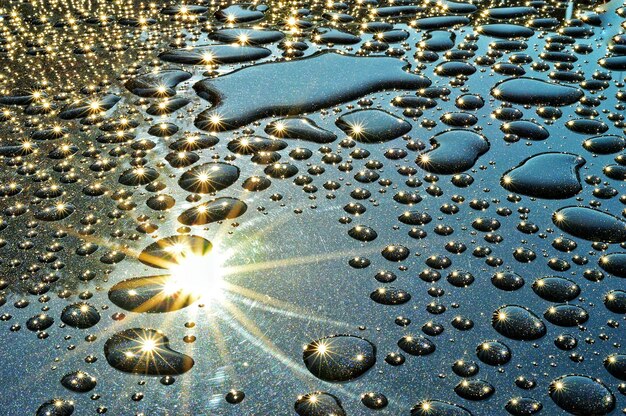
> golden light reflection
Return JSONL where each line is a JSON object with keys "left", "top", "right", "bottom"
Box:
{"left": 162, "top": 250, "right": 231, "bottom": 302}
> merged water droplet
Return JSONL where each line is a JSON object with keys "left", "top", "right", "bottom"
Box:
{"left": 398, "top": 335, "right": 436, "bottom": 356}
{"left": 160, "top": 45, "right": 271, "bottom": 65}
{"left": 552, "top": 206, "right": 626, "bottom": 243}
{"left": 265, "top": 117, "right": 336, "bottom": 143}
{"left": 361, "top": 392, "right": 388, "bottom": 410}
{"left": 138, "top": 235, "right": 212, "bottom": 269}
{"left": 302, "top": 335, "right": 376, "bottom": 382}
{"left": 295, "top": 392, "right": 346, "bottom": 416}
{"left": 476, "top": 340, "right": 512, "bottom": 366}
{"left": 544, "top": 304, "right": 589, "bottom": 327}
{"left": 505, "top": 397, "right": 543, "bottom": 416}
{"left": 124, "top": 69, "right": 191, "bottom": 98}
{"left": 60, "top": 303, "right": 100, "bottom": 329}
{"left": 598, "top": 253, "right": 626, "bottom": 278}
{"left": 492, "top": 305, "right": 546, "bottom": 341}
{"left": 36, "top": 399, "right": 75, "bottom": 416}
{"left": 108, "top": 275, "right": 200, "bottom": 313}
{"left": 60, "top": 371, "right": 97, "bottom": 393}
{"left": 501, "top": 153, "right": 585, "bottom": 199}
{"left": 416, "top": 130, "right": 489, "bottom": 174}
{"left": 194, "top": 51, "right": 429, "bottom": 131}
{"left": 492, "top": 77, "right": 583, "bottom": 106}
{"left": 532, "top": 276, "right": 580, "bottom": 302}
{"left": 178, "top": 163, "right": 240, "bottom": 194}
{"left": 549, "top": 375, "right": 615, "bottom": 415}
{"left": 370, "top": 287, "right": 411, "bottom": 305}
{"left": 454, "top": 379, "right": 495, "bottom": 401}
{"left": 104, "top": 328, "right": 194, "bottom": 375}
{"left": 178, "top": 197, "right": 247, "bottom": 226}
{"left": 336, "top": 109, "right": 411, "bottom": 143}
{"left": 411, "top": 400, "right": 472, "bottom": 416}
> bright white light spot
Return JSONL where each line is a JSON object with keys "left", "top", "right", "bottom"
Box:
{"left": 164, "top": 249, "right": 232, "bottom": 302}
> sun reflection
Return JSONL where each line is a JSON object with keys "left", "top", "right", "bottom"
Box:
{"left": 163, "top": 250, "right": 231, "bottom": 302}
{"left": 140, "top": 338, "right": 157, "bottom": 353}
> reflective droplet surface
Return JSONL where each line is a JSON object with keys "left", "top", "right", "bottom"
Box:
{"left": 544, "top": 304, "right": 589, "bottom": 327}
{"left": 549, "top": 375, "right": 615, "bottom": 415}
{"left": 60, "top": 303, "right": 100, "bottom": 329}
{"left": 454, "top": 379, "right": 495, "bottom": 401}
{"left": 417, "top": 130, "right": 490, "bottom": 174}
{"left": 178, "top": 197, "right": 247, "bottom": 225}
{"left": 411, "top": 400, "right": 472, "bottom": 416}
{"left": 532, "top": 276, "right": 580, "bottom": 302}
{"left": 61, "top": 371, "right": 97, "bottom": 393}
{"left": 336, "top": 109, "right": 411, "bottom": 143}
{"left": 295, "top": 392, "right": 346, "bottom": 416}
{"left": 108, "top": 275, "right": 201, "bottom": 313}
{"left": 553, "top": 206, "right": 626, "bottom": 243}
{"left": 303, "top": 335, "right": 376, "bottom": 382}
{"left": 36, "top": 399, "right": 75, "bottom": 416}
{"left": 195, "top": 51, "right": 428, "bottom": 131}
{"left": 104, "top": 328, "right": 194, "bottom": 375}
{"left": 492, "top": 305, "right": 546, "bottom": 341}
{"left": 501, "top": 153, "right": 585, "bottom": 199}
{"left": 178, "top": 163, "right": 240, "bottom": 194}
{"left": 492, "top": 77, "right": 583, "bottom": 106}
